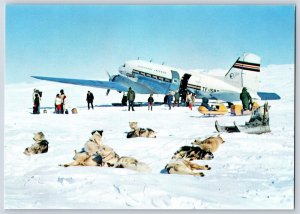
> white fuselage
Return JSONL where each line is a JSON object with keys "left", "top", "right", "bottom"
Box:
{"left": 119, "top": 60, "right": 242, "bottom": 94}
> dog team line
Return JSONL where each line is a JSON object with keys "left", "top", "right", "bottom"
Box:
{"left": 24, "top": 122, "right": 225, "bottom": 176}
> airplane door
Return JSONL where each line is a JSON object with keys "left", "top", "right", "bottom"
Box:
{"left": 179, "top": 73, "right": 191, "bottom": 94}
{"left": 169, "top": 70, "right": 180, "bottom": 92}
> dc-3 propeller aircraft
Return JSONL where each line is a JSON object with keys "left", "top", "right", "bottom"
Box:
{"left": 32, "top": 53, "right": 280, "bottom": 103}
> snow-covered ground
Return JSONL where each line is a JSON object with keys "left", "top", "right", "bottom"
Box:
{"left": 4, "top": 64, "right": 294, "bottom": 209}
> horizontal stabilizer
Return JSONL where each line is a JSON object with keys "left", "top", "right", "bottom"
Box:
{"left": 257, "top": 92, "right": 281, "bottom": 100}
{"left": 31, "top": 76, "right": 128, "bottom": 92}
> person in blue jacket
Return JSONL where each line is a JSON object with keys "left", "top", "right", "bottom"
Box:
{"left": 201, "top": 97, "right": 213, "bottom": 111}
{"left": 167, "top": 92, "right": 173, "bottom": 110}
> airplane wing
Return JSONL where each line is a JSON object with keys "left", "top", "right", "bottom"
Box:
{"left": 210, "top": 91, "right": 281, "bottom": 102}
{"left": 31, "top": 76, "right": 128, "bottom": 92}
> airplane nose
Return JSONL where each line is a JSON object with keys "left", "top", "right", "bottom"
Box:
{"left": 118, "top": 65, "right": 129, "bottom": 75}
{"left": 118, "top": 66, "right": 125, "bottom": 74}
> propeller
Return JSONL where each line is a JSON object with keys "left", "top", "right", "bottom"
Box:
{"left": 106, "top": 71, "right": 112, "bottom": 96}
{"left": 106, "top": 71, "right": 112, "bottom": 81}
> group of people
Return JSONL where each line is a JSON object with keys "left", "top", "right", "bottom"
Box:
{"left": 128, "top": 87, "right": 253, "bottom": 112}
{"left": 199, "top": 87, "right": 253, "bottom": 111}
{"left": 33, "top": 86, "right": 253, "bottom": 114}
{"left": 33, "top": 88, "right": 94, "bottom": 114}
{"left": 163, "top": 91, "right": 196, "bottom": 110}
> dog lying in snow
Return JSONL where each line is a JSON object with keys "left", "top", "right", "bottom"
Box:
{"left": 165, "top": 159, "right": 211, "bottom": 177}
{"left": 24, "top": 132, "right": 49, "bottom": 156}
{"left": 171, "top": 146, "right": 214, "bottom": 161}
{"left": 127, "top": 122, "right": 157, "bottom": 138}
{"left": 60, "top": 130, "right": 151, "bottom": 172}
{"left": 95, "top": 144, "right": 151, "bottom": 172}
{"left": 192, "top": 135, "right": 225, "bottom": 153}
{"left": 60, "top": 145, "right": 151, "bottom": 172}
{"left": 166, "top": 144, "right": 214, "bottom": 176}
{"left": 59, "top": 150, "right": 103, "bottom": 167}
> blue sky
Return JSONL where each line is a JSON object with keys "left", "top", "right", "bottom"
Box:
{"left": 6, "top": 5, "right": 295, "bottom": 83}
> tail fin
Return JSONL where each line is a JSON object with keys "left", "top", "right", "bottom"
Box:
{"left": 225, "top": 53, "right": 261, "bottom": 92}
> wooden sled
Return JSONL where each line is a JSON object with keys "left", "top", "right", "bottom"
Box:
{"left": 215, "top": 120, "right": 271, "bottom": 134}
{"left": 198, "top": 103, "right": 228, "bottom": 116}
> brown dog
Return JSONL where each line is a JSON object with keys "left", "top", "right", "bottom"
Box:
{"left": 96, "top": 145, "right": 151, "bottom": 172}
{"left": 192, "top": 135, "right": 225, "bottom": 153}
{"left": 60, "top": 130, "right": 151, "bottom": 172}
{"left": 59, "top": 150, "right": 103, "bottom": 167}
{"left": 84, "top": 130, "right": 104, "bottom": 155}
{"left": 24, "top": 132, "right": 49, "bottom": 156}
{"left": 165, "top": 159, "right": 211, "bottom": 176}
{"left": 127, "top": 122, "right": 156, "bottom": 138}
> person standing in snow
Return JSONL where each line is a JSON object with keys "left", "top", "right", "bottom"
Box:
{"left": 59, "top": 89, "right": 66, "bottom": 114}
{"left": 240, "top": 87, "right": 253, "bottom": 110}
{"left": 173, "top": 91, "right": 180, "bottom": 107}
{"left": 186, "top": 92, "right": 193, "bottom": 110}
{"left": 54, "top": 94, "right": 62, "bottom": 114}
{"left": 86, "top": 91, "right": 94, "bottom": 110}
{"left": 167, "top": 92, "right": 173, "bottom": 110}
{"left": 127, "top": 87, "right": 135, "bottom": 111}
{"left": 33, "top": 93, "right": 40, "bottom": 114}
{"left": 180, "top": 91, "right": 186, "bottom": 106}
{"left": 32, "top": 88, "right": 42, "bottom": 113}
{"left": 148, "top": 94, "right": 154, "bottom": 111}
{"left": 191, "top": 93, "right": 196, "bottom": 108}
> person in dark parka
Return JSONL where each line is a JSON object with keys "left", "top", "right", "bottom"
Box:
{"left": 201, "top": 97, "right": 213, "bottom": 111}
{"left": 86, "top": 91, "right": 94, "bottom": 110}
{"left": 148, "top": 94, "right": 154, "bottom": 111}
{"left": 33, "top": 93, "right": 40, "bottom": 114}
{"left": 127, "top": 87, "right": 135, "bottom": 111}
{"left": 173, "top": 91, "right": 180, "bottom": 107}
{"left": 240, "top": 87, "right": 252, "bottom": 110}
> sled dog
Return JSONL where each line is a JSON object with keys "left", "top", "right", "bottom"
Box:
{"left": 59, "top": 150, "right": 103, "bottom": 167}
{"left": 127, "top": 122, "right": 157, "bottom": 138}
{"left": 84, "top": 130, "right": 104, "bottom": 155}
{"left": 172, "top": 146, "right": 214, "bottom": 161}
{"left": 192, "top": 135, "right": 225, "bottom": 153}
{"left": 24, "top": 132, "right": 49, "bottom": 156}
{"left": 96, "top": 145, "right": 151, "bottom": 172}
{"left": 165, "top": 159, "right": 211, "bottom": 176}
{"left": 61, "top": 130, "right": 151, "bottom": 172}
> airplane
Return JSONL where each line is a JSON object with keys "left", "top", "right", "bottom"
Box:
{"left": 31, "top": 53, "right": 280, "bottom": 103}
